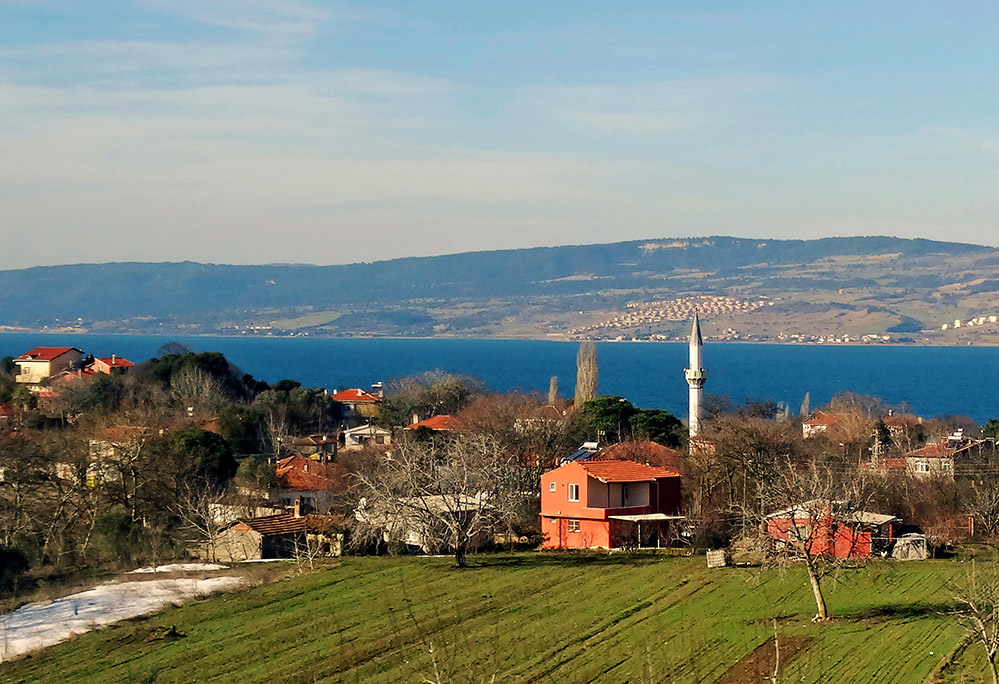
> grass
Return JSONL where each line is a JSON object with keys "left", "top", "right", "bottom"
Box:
{"left": 0, "top": 553, "right": 986, "bottom": 683}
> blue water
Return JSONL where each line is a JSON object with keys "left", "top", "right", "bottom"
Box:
{"left": 1, "top": 333, "right": 997, "bottom": 422}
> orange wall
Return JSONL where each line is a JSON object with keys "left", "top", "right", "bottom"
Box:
{"left": 541, "top": 516, "right": 612, "bottom": 549}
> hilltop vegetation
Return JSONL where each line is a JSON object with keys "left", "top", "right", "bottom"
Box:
{"left": 0, "top": 553, "right": 987, "bottom": 684}
{"left": 2, "top": 235, "right": 999, "bottom": 342}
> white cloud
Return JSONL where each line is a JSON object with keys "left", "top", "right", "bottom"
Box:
{"left": 136, "top": 0, "right": 333, "bottom": 42}
{"left": 524, "top": 74, "right": 782, "bottom": 136}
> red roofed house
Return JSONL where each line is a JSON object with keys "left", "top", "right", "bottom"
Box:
{"left": 540, "top": 459, "right": 682, "bottom": 550}
{"left": 331, "top": 387, "right": 382, "bottom": 426}
{"left": 14, "top": 347, "right": 84, "bottom": 389}
{"left": 405, "top": 415, "right": 460, "bottom": 432}
{"left": 905, "top": 430, "right": 989, "bottom": 478}
{"left": 90, "top": 355, "right": 134, "bottom": 374}
{"left": 51, "top": 354, "right": 135, "bottom": 385}
{"left": 801, "top": 412, "right": 845, "bottom": 438}
{"left": 273, "top": 455, "right": 337, "bottom": 513}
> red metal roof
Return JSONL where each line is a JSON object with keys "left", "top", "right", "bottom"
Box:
{"left": 330, "top": 388, "right": 380, "bottom": 403}
{"left": 405, "top": 415, "right": 460, "bottom": 431}
{"left": 578, "top": 460, "right": 679, "bottom": 483}
{"left": 230, "top": 513, "right": 338, "bottom": 535}
{"left": 15, "top": 346, "right": 81, "bottom": 362}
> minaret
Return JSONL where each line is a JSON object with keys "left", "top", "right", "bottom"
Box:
{"left": 684, "top": 312, "right": 707, "bottom": 437}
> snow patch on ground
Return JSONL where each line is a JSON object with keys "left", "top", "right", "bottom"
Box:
{"left": 129, "top": 563, "right": 228, "bottom": 574}
{"left": 0, "top": 576, "right": 243, "bottom": 662}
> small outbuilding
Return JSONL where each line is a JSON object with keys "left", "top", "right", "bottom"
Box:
{"left": 213, "top": 510, "right": 343, "bottom": 562}
{"left": 766, "top": 499, "right": 898, "bottom": 559}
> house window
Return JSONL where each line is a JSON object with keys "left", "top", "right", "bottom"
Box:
{"left": 375, "top": 436, "right": 385, "bottom": 444}
{"left": 549, "top": 482, "right": 557, "bottom": 492}
{"left": 567, "top": 483, "right": 579, "bottom": 502}
{"left": 916, "top": 461, "right": 929, "bottom": 473}
{"left": 568, "top": 519, "right": 580, "bottom": 532}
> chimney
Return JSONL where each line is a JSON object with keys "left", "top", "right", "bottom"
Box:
{"left": 293, "top": 498, "right": 301, "bottom": 518}
{"left": 412, "top": 412, "right": 420, "bottom": 426}
{"left": 112, "top": 354, "right": 116, "bottom": 364}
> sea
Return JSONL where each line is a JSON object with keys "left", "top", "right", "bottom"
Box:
{"left": 1, "top": 333, "right": 997, "bottom": 422}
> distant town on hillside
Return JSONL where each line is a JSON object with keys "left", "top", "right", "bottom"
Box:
{"left": 2, "top": 235, "right": 999, "bottom": 345}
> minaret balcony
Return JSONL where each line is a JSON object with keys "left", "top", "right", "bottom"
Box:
{"left": 684, "top": 368, "right": 707, "bottom": 381}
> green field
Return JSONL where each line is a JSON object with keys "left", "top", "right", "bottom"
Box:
{"left": 0, "top": 554, "right": 991, "bottom": 683}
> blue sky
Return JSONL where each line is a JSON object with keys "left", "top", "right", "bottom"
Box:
{"left": 2, "top": 1, "right": 998, "bottom": 268}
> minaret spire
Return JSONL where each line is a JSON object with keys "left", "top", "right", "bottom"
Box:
{"left": 684, "top": 312, "right": 707, "bottom": 438}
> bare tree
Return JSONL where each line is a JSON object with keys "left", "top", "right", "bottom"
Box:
{"left": 968, "top": 478, "right": 999, "bottom": 541}
{"left": 172, "top": 483, "right": 229, "bottom": 562}
{"left": 950, "top": 560, "right": 999, "bottom": 684}
{"left": 739, "top": 457, "right": 877, "bottom": 621}
{"left": 352, "top": 434, "right": 522, "bottom": 567}
{"left": 170, "top": 365, "right": 225, "bottom": 414}
{"left": 574, "top": 340, "right": 598, "bottom": 406}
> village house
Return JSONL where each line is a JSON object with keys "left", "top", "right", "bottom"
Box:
{"left": 765, "top": 499, "right": 898, "bottom": 559}
{"left": 213, "top": 504, "right": 343, "bottom": 562}
{"left": 905, "top": 430, "right": 989, "bottom": 478}
{"left": 342, "top": 423, "right": 391, "bottom": 451}
{"left": 330, "top": 387, "right": 382, "bottom": 427}
{"left": 801, "top": 412, "right": 846, "bottom": 438}
{"left": 273, "top": 455, "right": 337, "bottom": 513}
{"left": 287, "top": 434, "right": 337, "bottom": 461}
{"left": 13, "top": 346, "right": 84, "bottom": 389}
{"left": 51, "top": 354, "right": 135, "bottom": 385}
{"left": 540, "top": 460, "right": 682, "bottom": 550}
{"left": 88, "top": 355, "right": 134, "bottom": 375}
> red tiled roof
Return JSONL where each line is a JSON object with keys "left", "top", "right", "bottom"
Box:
{"left": 229, "top": 513, "right": 338, "bottom": 535}
{"left": 276, "top": 456, "right": 335, "bottom": 491}
{"left": 803, "top": 412, "right": 844, "bottom": 427}
{"left": 879, "top": 457, "right": 908, "bottom": 470}
{"left": 15, "top": 346, "right": 81, "bottom": 362}
{"left": 0, "top": 404, "right": 21, "bottom": 417}
{"left": 95, "top": 356, "right": 134, "bottom": 368}
{"left": 909, "top": 442, "right": 953, "bottom": 458}
{"left": 578, "top": 459, "right": 679, "bottom": 483}
{"left": 405, "top": 415, "right": 460, "bottom": 431}
{"left": 330, "top": 388, "right": 381, "bottom": 403}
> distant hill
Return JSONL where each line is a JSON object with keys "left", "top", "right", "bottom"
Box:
{"left": 2, "top": 236, "right": 998, "bottom": 342}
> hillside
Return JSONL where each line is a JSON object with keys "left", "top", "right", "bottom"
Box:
{"left": 2, "top": 236, "right": 999, "bottom": 344}
{"left": 0, "top": 553, "right": 988, "bottom": 683}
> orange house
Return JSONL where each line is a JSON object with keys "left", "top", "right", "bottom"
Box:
{"left": 540, "top": 460, "right": 682, "bottom": 550}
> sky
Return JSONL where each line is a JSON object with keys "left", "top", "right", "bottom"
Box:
{"left": 2, "top": 1, "right": 998, "bottom": 269}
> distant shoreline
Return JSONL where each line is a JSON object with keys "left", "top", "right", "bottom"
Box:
{"left": 0, "top": 329, "right": 996, "bottom": 348}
